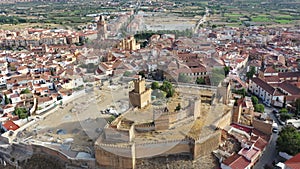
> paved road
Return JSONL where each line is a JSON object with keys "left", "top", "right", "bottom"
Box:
{"left": 254, "top": 106, "right": 283, "bottom": 169}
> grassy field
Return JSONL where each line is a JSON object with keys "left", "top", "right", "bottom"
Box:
{"left": 0, "top": 23, "right": 65, "bottom": 30}
{"left": 206, "top": 0, "right": 300, "bottom": 27}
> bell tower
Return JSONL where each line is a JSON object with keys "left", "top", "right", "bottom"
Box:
{"left": 97, "top": 15, "right": 107, "bottom": 39}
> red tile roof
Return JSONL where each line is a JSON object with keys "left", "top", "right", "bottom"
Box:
{"left": 254, "top": 137, "right": 268, "bottom": 151}
{"left": 279, "top": 72, "right": 300, "bottom": 79}
{"left": 278, "top": 81, "right": 300, "bottom": 95}
{"left": 251, "top": 78, "right": 275, "bottom": 95}
{"left": 264, "top": 66, "right": 277, "bottom": 73}
{"left": 285, "top": 153, "right": 300, "bottom": 169}
{"left": 239, "top": 147, "right": 260, "bottom": 161}
{"left": 231, "top": 123, "right": 252, "bottom": 134}
{"left": 2, "top": 120, "right": 20, "bottom": 131}
{"left": 223, "top": 154, "right": 251, "bottom": 169}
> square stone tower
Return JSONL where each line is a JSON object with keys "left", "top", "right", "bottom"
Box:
{"left": 129, "top": 76, "right": 151, "bottom": 108}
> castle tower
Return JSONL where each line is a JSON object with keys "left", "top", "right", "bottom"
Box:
{"left": 129, "top": 76, "right": 151, "bottom": 108}
{"left": 97, "top": 15, "right": 107, "bottom": 40}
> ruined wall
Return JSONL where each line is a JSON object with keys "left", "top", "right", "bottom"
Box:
{"left": 193, "top": 131, "right": 221, "bottom": 159}
{"left": 135, "top": 124, "right": 155, "bottom": 132}
{"left": 193, "top": 99, "right": 201, "bottom": 120}
{"left": 104, "top": 127, "right": 130, "bottom": 142}
{"left": 140, "top": 89, "right": 151, "bottom": 108}
{"left": 168, "top": 111, "right": 188, "bottom": 124}
{"left": 95, "top": 144, "right": 134, "bottom": 169}
{"left": 30, "top": 144, "right": 95, "bottom": 169}
{"left": 252, "top": 118, "right": 272, "bottom": 135}
{"left": 214, "top": 110, "right": 233, "bottom": 129}
{"left": 154, "top": 109, "right": 170, "bottom": 130}
{"left": 135, "top": 139, "right": 192, "bottom": 159}
{"left": 232, "top": 105, "right": 241, "bottom": 124}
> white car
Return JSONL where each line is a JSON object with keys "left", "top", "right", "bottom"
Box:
{"left": 272, "top": 128, "right": 278, "bottom": 133}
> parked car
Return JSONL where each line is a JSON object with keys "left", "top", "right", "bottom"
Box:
{"left": 263, "top": 101, "right": 271, "bottom": 107}
{"left": 273, "top": 109, "right": 279, "bottom": 114}
{"left": 272, "top": 128, "right": 278, "bottom": 133}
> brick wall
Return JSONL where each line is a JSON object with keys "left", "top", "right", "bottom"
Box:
{"left": 252, "top": 118, "right": 272, "bottom": 135}
{"left": 193, "top": 131, "right": 221, "bottom": 159}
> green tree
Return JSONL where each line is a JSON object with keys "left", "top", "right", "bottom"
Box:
{"left": 138, "top": 71, "right": 146, "bottom": 78}
{"left": 280, "top": 108, "right": 288, "bottom": 114}
{"left": 20, "top": 88, "right": 31, "bottom": 94}
{"left": 175, "top": 103, "right": 181, "bottom": 111}
{"left": 107, "top": 115, "right": 116, "bottom": 123}
{"left": 251, "top": 96, "right": 259, "bottom": 105}
{"left": 15, "top": 107, "right": 28, "bottom": 119}
{"left": 295, "top": 99, "right": 300, "bottom": 115}
{"left": 178, "top": 73, "right": 191, "bottom": 83}
{"left": 224, "top": 66, "right": 230, "bottom": 76}
{"left": 232, "top": 89, "right": 246, "bottom": 97}
{"left": 246, "top": 66, "right": 256, "bottom": 80}
{"left": 4, "top": 94, "right": 10, "bottom": 105}
{"left": 160, "top": 81, "right": 175, "bottom": 98}
{"left": 196, "top": 77, "right": 205, "bottom": 85}
{"left": 277, "top": 126, "right": 300, "bottom": 155}
{"left": 151, "top": 81, "right": 160, "bottom": 90}
{"left": 280, "top": 108, "right": 292, "bottom": 121}
{"left": 123, "top": 71, "right": 133, "bottom": 77}
{"left": 255, "top": 104, "right": 264, "bottom": 113}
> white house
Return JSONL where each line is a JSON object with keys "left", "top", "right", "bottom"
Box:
{"left": 61, "top": 76, "right": 84, "bottom": 90}
{"left": 248, "top": 78, "right": 283, "bottom": 106}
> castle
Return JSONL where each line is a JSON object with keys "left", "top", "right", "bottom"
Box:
{"left": 94, "top": 80, "right": 233, "bottom": 169}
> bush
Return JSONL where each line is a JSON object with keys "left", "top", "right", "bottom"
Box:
{"left": 20, "top": 88, "right": 31, "bottom": 94}
{"left": 196, "top": 77, "right": 205, "bottom": 85}
{"left": 255, "top": 104, "right": 264, "bottom": 113}
{"left": 15, "top": 107, "right": 28, "bottom": 119}
{"left": 251, "top": 96, "right": 259, "bottom": 105}
{"left": 151, "top": 82, "right": 160, "bottom": 90}
{"left": 160, "top": 81, "right": 175, "bottom": 98}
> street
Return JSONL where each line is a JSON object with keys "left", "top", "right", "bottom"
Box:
{"left": 254, "top": 106, "right": 282, "bottom": 169}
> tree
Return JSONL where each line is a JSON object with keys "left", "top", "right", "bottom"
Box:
{"left": 20, "top": 88, "right": 31, "bottom": 94}
{"left": 175, "top": 103, "right": 181, "bottom": 111}
{"left": 151, "top": 81, "right": 160, "bottom": 90}
{"left": 280, "top": 108, "right": 288, "bottom": 114}
{"left": 255, "top": 104, "right": 264, "bottom": 113}
{"left": 14, "top": 107, "right": 28, "bottom": 119}
{"left": 178, "top": 73, "right": 191, "bottom": 83}
{"left": 223, "top": 66, "right": 230, "bottom": 77}
{"left": 232, "top": 89, "right": 246, "bottom": 97}
{"left": 123, "top": 71, "right": 133, "bottom": 77}
{"left": 295, "top": 99, "right": 300, "bottom": 115}
{"left": 251, "top": 96, "right": 259, "bottom": 105}
{"left": 107, "top": 115, "right": 116, "bottom": 123}
{"left": 277, "top": 126, "right": 300, "bottom": 155}
{"left": 246, "top": 66, "right": 256, "bottom": 80}
{"left": 138, "top": 71, "right": 146, "bottom": 78}
{"left": 160, "top": 81, "right": 175, "bottom": 98}
{"left": 196, "top": 77, "right": 205, "bottom": 85}
{"left": 4, "top": 94, "right": 10, "bottom": 105}
{"left": 280, "top": 108, "right": 291, "bottom": 121}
